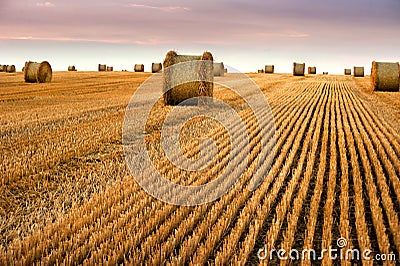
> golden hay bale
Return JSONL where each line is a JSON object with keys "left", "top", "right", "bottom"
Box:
{"left": 293, "top": 62, "right": 305, "bottom": 76}
{"left": 24, "top": 61, "right": 52, "bottom": 83}
{"left": 213, "top": 62, "right": 224, "bottom": 77}
{"left": 344, "top": 69, "right": 351, "bottom": 75}
{"left": 163, "top": 50, "right": 213, "bottom": 105}
{"left": 2, "top": 65, "right": 8, "bottom": 72}
{"left": 107, "top": 66, "right": 113, "bottom": 71}
{"left": 152, "top": 63, "right": 162, "bottom": 73}
{"left": 265, "top": 65, "right": 274, "bottom": 74}
{"left": 134, "top": 64, "right": 144, "bottom": 72}
{"left": 258, "top": 69, "right": 264, "bottom": 73}
{"left": 224, "top": 68, "right": 227, "bottom": 73}
{"left": 323, "top": 72, "right": 328, "bottom": 75}
{"left": 68, "top": 66, "right": 76, "bottom": 71}
{"left": 98, "top": 64, "right": 106, "bottom": 71}
{"left": 0, "top": 65, "right": 4, "bottom": 72}
{"left": 353, "top": 66, "right": 364, "bottom": 77}
{"left": 371, "top": 61, "right": 399, "bottom": 91}
{"left": 308, "top": 66, "right": 316, "bottom": 74}
{"left": 6, "top": 65, "right": 16, "bottom": 73}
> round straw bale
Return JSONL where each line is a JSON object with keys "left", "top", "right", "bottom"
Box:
{"left": 224, "top": 68, "right": 227, "bottom": 73}
{"left": 308, "top": 66, "right": 316, "bottom": 74}
{"left": 0, "top": 65, "right": 4, "bottom": 72}
{"left": 265, "top": 65, "right": 274, "bottom": 74}
{"left": 213, "top": 62, "right": 224, "bottom": 77}
{"left": 98, "top": 64, "right": 106, "bottom": 71}
{"left": 2, "top": 65, "right": 8, "bottom": 72}
{"left": 134, "top": 64, "right": 144, "bottom": 72}
{"left": 258, "top": 69, "right": 264, "bottom": 73}
{"left": 6, "top": 65, "right": 16, "bottom": 73}
{"left": 353, "top": 66, "right": 364, "bottom": 77}
{"left": 344, "top": 69, "right": 351, "bottom": 75}
{"left": 24, "top": 61, "right": 52, "bottom": 83}
{"left": 371, "top": 61, "right": 399, "bottom": 91}
{"left": 293, "top": 62, "right": 305, "bottom": 76}
{"left": 199, "top": 51, "right": 213, "bottom": 105}
{"left": 163, "top": 50, "right": 213, "bottom": 105}
{"left": 68, "top": 66, "right": 76, "bottom": 71}
{"left": 107, "top": 66, "right": 113, "bottom": 71}
{"left": 152, "top": 63, "right": 162, "bottom": 73}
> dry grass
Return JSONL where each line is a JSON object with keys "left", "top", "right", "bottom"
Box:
{"left": 0, "top": 72, "right": 399, "bottom": 264}
{"left": 353, "top": 75, "right": 400, "bottom": 131}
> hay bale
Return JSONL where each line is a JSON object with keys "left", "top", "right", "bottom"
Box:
{"left": 354, "top": 66, "right": 364, "bottom": 77}
{"left": 265, "top": 65, "right": 274, "bottom": 74}
{"left": 134, "top": 64, "right": 144, "bottom": 72}
{"left": 323, "top": 72, "right": 328, "bottom": 75}
{"left": 98, "top": 64, "right": 106, "bottom": 71}
{"left": 68, "top": 66, "right": 76, "bottom": 71}
{"left": 107, "top": 66, "right": 113, "bottom": 71}
{"left": 308, "top": 66, "right": 316, "bottom": 74}
{"left": 2, "top": 65, "right": 8, "bottom": 72}
{"left": 344, "top": 69, "right": 351, "bottom": 75}
{"left": 152, "top": 63, "right": 162, "bottom": 73}
{"left": 24, "top": 61, "right": 52, "bottom": 83}
{"left": 6, "top": 65, "right": 16, "bottom": 73}
{"left": 258, "top": 69, "right": 264, "bottom": 73}
{"left": 213, "top": 62, "right": 224, "bottom": 77}
{"left": 371, "top": 61, "right": 399, "bottom": 91}
{"left": 163, "top": 50, "right": 213, "bottom": 105}
{"left": 293, "top": 62, "right": 305, "bottom": 76}
{"left": 0, "top": 65, "right": 4, "bottom": 72}
{"left": 224, "top": 68, "right": 227, "bottom": 73}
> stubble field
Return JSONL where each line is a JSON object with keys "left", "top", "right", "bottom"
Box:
{"left": 0, "top": 71, "right": 399, "bottom": 265}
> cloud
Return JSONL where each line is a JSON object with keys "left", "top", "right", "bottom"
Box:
{"left": 232, "top": 30, "right": 310, "bottom": 40}
{"left": 127, "top": 3, "right": 190, "bottom": 12}
{"left": 0, "top": 35, "right": 174, "bottom": 45}
{"left": 278, "top": 31, "right": 310, "bottom": 38}
{"left": 36, "top": 2, "right": 55, "bottom": 8}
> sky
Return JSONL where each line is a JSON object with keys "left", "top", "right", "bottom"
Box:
{"left": 0, "top": 0, "right": 399, "bottom": 73}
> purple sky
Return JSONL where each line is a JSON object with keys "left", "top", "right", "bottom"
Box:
{"left": 0, "top": 0, "right": 399, "bottom": 73}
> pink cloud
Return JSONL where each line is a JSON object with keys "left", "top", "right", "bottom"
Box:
{"left": 0, "top": 35, "right": 174, "bottom": 45}
{"left": 126, "top": 3, "right": 190, "bottom": 12}
{"left": 36, "top": 2, "right": 55, "bottom": 7}
{"left": 232, "top": 30, "right": 310, "bottom": 40}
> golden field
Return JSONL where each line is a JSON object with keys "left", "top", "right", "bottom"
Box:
{"left": 0, "top": 71, "right": 399, "bottom": 264}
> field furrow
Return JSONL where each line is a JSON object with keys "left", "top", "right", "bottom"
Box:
{"left": 1, "top": 73, "right": 399, "bottom": 265}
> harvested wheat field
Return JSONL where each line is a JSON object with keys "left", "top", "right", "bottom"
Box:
{"left": 1, "top": 72, "right": 399, "bottom": 264}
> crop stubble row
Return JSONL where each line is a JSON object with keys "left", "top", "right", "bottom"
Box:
{"left": 0, "top": 74, "right": 399, "bottom": 264}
